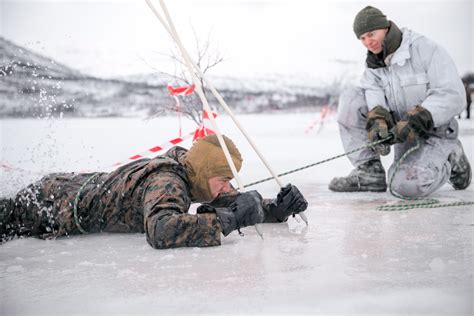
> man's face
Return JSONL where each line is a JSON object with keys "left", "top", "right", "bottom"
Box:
{"left": 359, "top": 29, "right": 388, "bottom": 54}
{"left": 208, "top": 176, "right": 232, "bottom": 199}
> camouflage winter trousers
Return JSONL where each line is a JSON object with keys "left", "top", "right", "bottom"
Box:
{"left": 0, "top": 173, "right": 106, "bottom": 242}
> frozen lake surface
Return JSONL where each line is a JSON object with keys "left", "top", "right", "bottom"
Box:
{"left": 1, "top": 113, "right": 473, "bottom": 315}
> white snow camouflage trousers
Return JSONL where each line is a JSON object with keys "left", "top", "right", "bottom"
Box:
{"left": 336, "top": 87, "right": 460, "bottom": 198}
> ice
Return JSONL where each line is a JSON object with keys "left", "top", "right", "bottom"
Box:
{"left": 0, "top": 113, "right": 473, "bottom": 315}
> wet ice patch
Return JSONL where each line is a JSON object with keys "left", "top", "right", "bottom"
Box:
{"left": 6, "top": 265, "right": 25, "bottom": 273}
{"left": 78, "top": 261, "right": 117, "bottom": 268}
{"left": 161, "top": 254, "right": 175, "bottom": 260}
{"left": 286, "top": 216, "right": 308, "bottom": 234}
{"left": 429, "top": 258, "right": 446, "bottom": 272}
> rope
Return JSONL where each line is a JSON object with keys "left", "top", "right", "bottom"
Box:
{"left": 244, "top": 136, "right": 392, "bottom": 188}
{"left": 72, "top": 173, "right": 100, "bottom": 234}
{"left": 376, "top": 139, "right": 474, "bottom": 211}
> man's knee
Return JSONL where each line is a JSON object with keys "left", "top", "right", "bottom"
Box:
{"left": 337, "top": 87, "right": 368, "bottom": 126}
{"left": 389, "top": 164, "right": 442, "bottom": 198}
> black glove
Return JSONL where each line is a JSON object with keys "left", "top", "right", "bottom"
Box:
{"left": 268, "top": 184, "right": 308, "bottom": 222}
{"left": 389, "top": 105, "right": 434, "bottom": 144}
{"left": 366, "top": 105, "right": 395, "bottom": 156}
{"left": 198, "top": 190, "right": 265, "bottom": 236}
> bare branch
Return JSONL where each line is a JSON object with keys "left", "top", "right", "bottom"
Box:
{"left": 142, "top": 26, "right": 225, "bottom": 124}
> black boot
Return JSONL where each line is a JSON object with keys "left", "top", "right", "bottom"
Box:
{"left": 448, "top": 140, "right": 472, "bottom": 190}
{"left": 329, "top": 159, "right": 387, "bottom": 192}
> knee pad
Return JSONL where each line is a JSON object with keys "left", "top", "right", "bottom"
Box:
{"left": 389, "top": 164, "right": 439, "bottom": 198}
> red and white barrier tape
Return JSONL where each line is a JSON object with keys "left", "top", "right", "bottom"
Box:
{"left": 167, "top": 84, "right": 195, "bottom": 137}
{"left": 110, "top": 111, "right": 216, "bottom": 168}
{"left": 167, "top": 84, "right": 195, "bottom": 96}
{"left": 110, "top": 131, "right": 195, "bottom": 168}
{"left": 304, "top": 105, "right": 334, "bottom": 134}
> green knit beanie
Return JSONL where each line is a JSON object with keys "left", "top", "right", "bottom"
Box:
{"left": 353, "top": 6, "right": 390, "bottom": 38}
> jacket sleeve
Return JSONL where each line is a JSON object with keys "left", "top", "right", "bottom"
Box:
{"left": 414, "top": 38, "right": 466, "bottom": 126}
{"left": 143, "top": 172, "right": 222, "bottom": 249}
{"left": 360, "top": 68, "right": 389, "bottom": 111}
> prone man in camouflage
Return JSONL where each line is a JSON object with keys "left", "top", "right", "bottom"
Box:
{"left": 0, "top": 135, "right": 308, "bottom": 249}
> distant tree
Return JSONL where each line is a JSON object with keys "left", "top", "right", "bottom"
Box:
{"left": 146, "top": 29, "right": 223, "bottom": 125}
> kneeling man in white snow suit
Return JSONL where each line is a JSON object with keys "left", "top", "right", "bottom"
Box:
{"left": 329, "top": 6, "right": 471, "bottom": 197}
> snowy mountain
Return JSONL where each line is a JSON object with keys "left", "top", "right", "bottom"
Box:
{"left": 0, "top": 37, "right": 172, "bottom": 117}
{"left": 0, "top": 37, "right": 336, "bottom": 118}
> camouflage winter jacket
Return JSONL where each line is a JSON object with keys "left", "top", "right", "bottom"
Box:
{"left": 7, "top": 147, "right": 278, "bottom": 249}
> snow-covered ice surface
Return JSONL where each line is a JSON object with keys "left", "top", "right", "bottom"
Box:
{"left": 1, "top": 113, "right": 473, "bottom": 315}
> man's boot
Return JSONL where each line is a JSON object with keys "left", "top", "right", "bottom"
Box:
{"left": 329, "top": 159, "right": 387, "bottom": 192}
{"left": 448, "top": 140, "right": 472, "bottom": 190}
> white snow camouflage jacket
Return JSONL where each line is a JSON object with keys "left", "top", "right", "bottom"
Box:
{"left": 360, "top": 28, "right": 466, "bottom": 134}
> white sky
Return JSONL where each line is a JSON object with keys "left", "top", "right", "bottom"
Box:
{"left": 0, "top": 0, "right": 472, "bottom": 81}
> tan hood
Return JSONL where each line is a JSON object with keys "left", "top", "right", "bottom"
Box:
{"left": 185, "top": 135, "right": 242, "bottom": 202}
